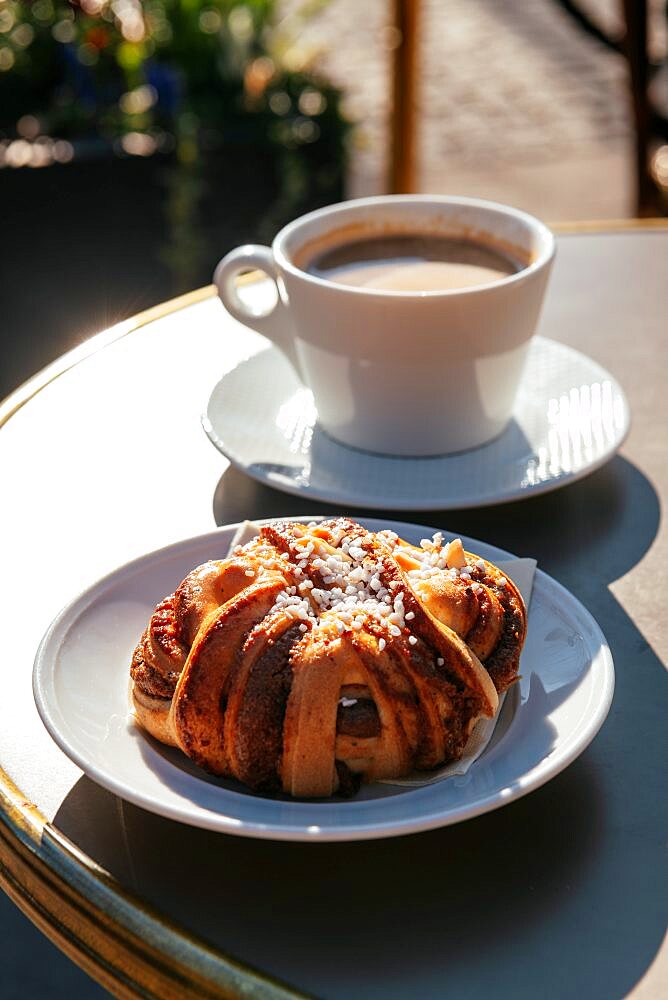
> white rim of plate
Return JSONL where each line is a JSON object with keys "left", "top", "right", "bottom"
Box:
{"left": 33, "top": 517, "right": 615, "bottom": 841}
{"left": 202, "top": 338, "right": 630, "bottom": 511}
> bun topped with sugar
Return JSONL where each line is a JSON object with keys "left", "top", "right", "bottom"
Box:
{"left": 130, "top": 518, "right": 526, "bottom": 798}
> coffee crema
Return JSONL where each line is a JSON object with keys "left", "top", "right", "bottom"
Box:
{"left": 302, "top": 233, "right": 524, "bottom": 291}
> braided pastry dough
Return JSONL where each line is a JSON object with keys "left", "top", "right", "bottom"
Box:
{"left": 130, "top": 518, "right": 526, "bottom": 798}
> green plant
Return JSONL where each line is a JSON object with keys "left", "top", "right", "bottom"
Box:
{"left": 0, "top": 1, "right": 350, "bottom": 283}
{"left": 0, "top": 1, "right": 348, "bottom": 155}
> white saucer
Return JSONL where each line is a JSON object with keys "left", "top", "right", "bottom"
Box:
{"left": 33, "top": 518, "right": 614, "bottom": 842}
{"left": 202, "top": 337, "right": 629, "bottom": 510}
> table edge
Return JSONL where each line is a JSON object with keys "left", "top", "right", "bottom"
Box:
{"left": 0, "top": 770, "right": 308, "bottom": 999}
{"left": 0, "top": 285, "right": 217, "bottom": 426}
{"left": 551, "top": 217, "right": 668, "bottom": 234}
{"left": 0, "top": 283, "right": 307, "bottom": 999}
{"left": 2, "top": 219, "right": 668, "bottom": 425}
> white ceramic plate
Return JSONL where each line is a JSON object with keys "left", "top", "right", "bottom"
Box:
{"left": 202, "top": 337, "right": 629, "bottom": 510}
{"left": 33, "top": 518, "right": 614, "bottom": 842}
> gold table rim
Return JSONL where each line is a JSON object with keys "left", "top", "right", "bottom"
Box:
{"left": 1, "top": 218, "right": 666, "bottom": 998}
{"left": 0, "top": 284, "right": 305, "bottom": 999}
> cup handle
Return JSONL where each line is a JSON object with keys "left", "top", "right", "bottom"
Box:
{"left": 213, "top": 245, "right": 302, "bottom": 377}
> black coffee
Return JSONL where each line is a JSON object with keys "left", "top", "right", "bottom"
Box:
{"left": 305, "top": 233, "right": 523, "bottom": 291}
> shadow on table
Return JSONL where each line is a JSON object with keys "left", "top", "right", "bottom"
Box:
{"left": 237, "top": 419, "right": 534, "bottom": 505}
{"left": 54, "top": 455, "right": 665, "bottom": 1000}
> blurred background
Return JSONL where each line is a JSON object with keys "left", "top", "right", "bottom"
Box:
{"left": 0, "top": 0, "right": 667, "bottom": 403}
{"left": 0, "top": 2, "right": 667, "bottom": 995}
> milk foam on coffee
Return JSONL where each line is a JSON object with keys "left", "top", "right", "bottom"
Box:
{"left": 304, "top": 233, "right": 522, "bottom": 291}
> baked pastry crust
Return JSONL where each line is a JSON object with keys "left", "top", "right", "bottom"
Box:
{"left": 130, "top": 518, "right": 526, "bottom": 797}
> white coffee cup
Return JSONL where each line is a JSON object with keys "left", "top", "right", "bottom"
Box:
{"left": 214, "top": 195, "right": 555, "bottom": 456}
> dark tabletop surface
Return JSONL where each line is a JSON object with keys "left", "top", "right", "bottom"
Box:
{"left": 1, "top": 230, "right": 666, "bottom": 999}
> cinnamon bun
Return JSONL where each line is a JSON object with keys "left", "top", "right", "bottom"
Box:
{"left": 130, "top": 518, "right": 526, "bottom": 798}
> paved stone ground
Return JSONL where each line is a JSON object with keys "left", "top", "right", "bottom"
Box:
{"left": 284, "top": 0, "right": 666, "bottom": 220}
